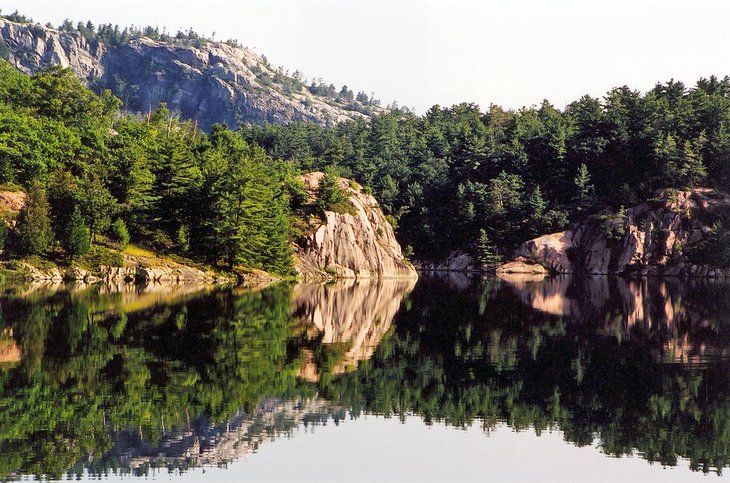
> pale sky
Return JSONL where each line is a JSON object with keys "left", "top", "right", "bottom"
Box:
{"left": 73, "top": 417, "right": 726, "bottom": 482}
{"left": 4, "top": 0, "right": 730, "bottom": 113}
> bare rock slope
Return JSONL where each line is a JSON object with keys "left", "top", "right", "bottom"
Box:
{"left": 0, "top": 18, "right": 380, "bottom": 129}
{"left": 295, "top": 172, "right": 418, "bottom": 281}
{"left": 502, "top": 189, "right": 730, "bottom": 278}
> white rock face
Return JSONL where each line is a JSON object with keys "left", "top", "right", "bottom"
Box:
{"left": 0, "top": 18, "right": 381, "bottom": 129}
{"left": 295, "top": 172, "right": 418, "bottom": 281}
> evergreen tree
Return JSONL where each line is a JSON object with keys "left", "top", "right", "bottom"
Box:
{"left": 14, "top": 181, "right": 52, "bottom": 256}
{"left": 316, "top": 170, "right": 350, "bottom": 215}
{"left": 680, "top": 141, "right": 708, "bottom": 188}
{"left": 573, "top": 163, "right": 594, "bottom": 209}
{"left": 477, "top": 229, "right": 502, "bottom": 268}
{"left": 66, "top": 206, "right": 90, "bottom": 259}
{"left": 111, "top": 219, "right": 130, "bottom": 249}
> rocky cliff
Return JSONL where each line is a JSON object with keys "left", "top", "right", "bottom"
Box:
{"left": 500, "top": 188, "right": 730, "bottom": 279}
{"left": 0, "top": 18, "right": 380, "bottom": 129}
{"left": 294, "top": 172, "right": 418, "bottom": 281}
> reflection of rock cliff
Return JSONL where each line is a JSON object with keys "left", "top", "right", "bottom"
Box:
{"left": 292, "top": 279, "right": 416, "bottom": 380}
{"left": 0, "top": 332, "right": 20, "bottom": 365}
{"left": 99, "top": 398, "right": 339, "bottom": 475}
{"left": 295, "top": 173, "right": 418, "bottom": 281}
{"left": 503, "top": 276, "right": 730, "bottom": 365}
{"left": 502, "top": 189, "right": 730, "bottom": 278}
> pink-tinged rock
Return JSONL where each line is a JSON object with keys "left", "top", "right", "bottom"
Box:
{"left": 502, "top": 188, "right": 730, "bottom": 276}
{"left": 496, "top": 261, "right": 548, "bottom": 277}
{"left": 295, "top": 173, "right": 418, "bottom": 281}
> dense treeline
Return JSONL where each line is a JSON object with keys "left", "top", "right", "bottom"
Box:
{"left": 0, "top": 60, "right": 295, "bottom": 274}
{"left": 2, "top": 8, "right": 241, "bottom": 48}
{"left": 2, "top": 45, "right": 730, "bottom": 268}
{"left": 242, "top": 77, "right": 730, "bottom": 260}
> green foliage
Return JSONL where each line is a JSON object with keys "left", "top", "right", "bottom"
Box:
{"left": 66, "top": 206, "right": 90, "bottom": 259}
{"left": 0, "top": 221, "right": 7, "bottom": 251}
{"left": 316, "top": 171, "right": 356, "bottom": 216}
{"left": 12, "top": 181, "right": 52, "bottom": 256}
{"left": 0, "top": 63, "right": 294, "bottom": 275}
{"left": 242, "top": 77, "right": 730, "bottom": 262}
{"left": 573, "top": 163, "right": 595, "bottom": 209}
{"left": 599, "top": 206, "right": 628, "bottom": 240}
{"left": 476, "top": 229, "right": 502, "bottom": 268}
{"left": 110, "top": 218, "right": 130, "bottom": 249}
{"left": 686, "top": 218, "right": 730, "bottom": 268}
{"left": 74, "top": 245, "right": 124, "bottom": 270}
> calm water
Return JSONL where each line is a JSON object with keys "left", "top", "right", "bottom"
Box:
{"left": 1, "top": 274, "right": 730, "bottom": 481}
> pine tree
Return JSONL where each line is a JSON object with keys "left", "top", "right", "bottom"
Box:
{"left": 111, "top": 219, "right": 130, "bottom": 249}
{"left": 477, "top": 229, "right": 502, "bottom": 268}
{"left": 67, "top": 206, "right": 90, "bottom": 259}
{"left": 528, "top": 185, "right": 546, "bottom": 215}
{"left": 316, "top": 170, "right": 351, "bottom": 214}
{"left": 573, "top": 163, "right": 594, "bottom": 209}
{"left": 680, "top": 141, "right": 708, "bottom": 188}
{"left": 14, "top": 181, "right": 52, "bottom": 256}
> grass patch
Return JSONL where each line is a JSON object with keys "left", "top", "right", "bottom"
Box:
{"left": 124, "top": 244, "right": 159, "bottom": 259}
{"left": 75, "top": 246, "right": 124, "bottom": 271}
{"left": 328, "top": 200, "right": 358, "bottom": 216}
{"left": 11, "top": 255, "right": 57, "bottom": 270}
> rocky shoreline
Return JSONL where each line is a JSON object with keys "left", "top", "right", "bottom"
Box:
{"left": 418, "top": 189, "right": 730, "bottom": 281}
{"left": 9, "top": 255, "right": 234, "bottom": 286}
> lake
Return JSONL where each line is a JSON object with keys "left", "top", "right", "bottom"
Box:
{"left": 1, "top": 274, "right": 729, "bottom": 481}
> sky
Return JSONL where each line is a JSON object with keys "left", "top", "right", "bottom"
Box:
{"left": 4, "top": 0, "right": 730, "bottom": 113}
{"left": 75, "top": 417, "right": 724, "bottom": 482}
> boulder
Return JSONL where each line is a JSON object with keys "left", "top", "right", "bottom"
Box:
{"left": 496, "top": 261, "right": 549, "bottom": 276}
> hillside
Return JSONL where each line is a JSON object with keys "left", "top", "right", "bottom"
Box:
{"left": 0, "top": 16, "right": 383, "bottom": 129}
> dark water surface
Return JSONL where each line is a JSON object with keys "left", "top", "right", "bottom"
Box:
{"left": 1, "top": 274, "right": 730, "bottom": 481}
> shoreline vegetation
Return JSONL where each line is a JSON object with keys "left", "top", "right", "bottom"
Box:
{"left": 0, "top": 12, "right": 729, "bottom": 284}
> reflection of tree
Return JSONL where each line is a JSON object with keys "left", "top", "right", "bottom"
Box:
{"left": 0, "top": 284, "right": 310, "bottom": 479}
{"left": 324, "top": 276, "right": 730, "bottom": 474}
{"left": 0, "top": 276, "right": 729, "bottom": 477}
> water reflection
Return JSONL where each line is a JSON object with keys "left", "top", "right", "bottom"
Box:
{"left": 0, "top": 276, "right": 728, "bottom": 479}
{"left": 503, "top": 275, "right": 730, "bottom": 365}
{"left": 292, "top": 279, "right": 416, "bottom": 381}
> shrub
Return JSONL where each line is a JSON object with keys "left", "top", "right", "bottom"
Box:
{"left": 66, "top": 207, "right": 90, "bottom": 259}
{"left": 316, "top": 172, "right": 356, "bottom": 216}
{"left": 111, "top": 219, "right": 130, "bottom": 249}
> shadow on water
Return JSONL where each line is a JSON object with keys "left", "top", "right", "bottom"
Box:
{"left": 0, "top": 275, "right": 729, "bottom": 478}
